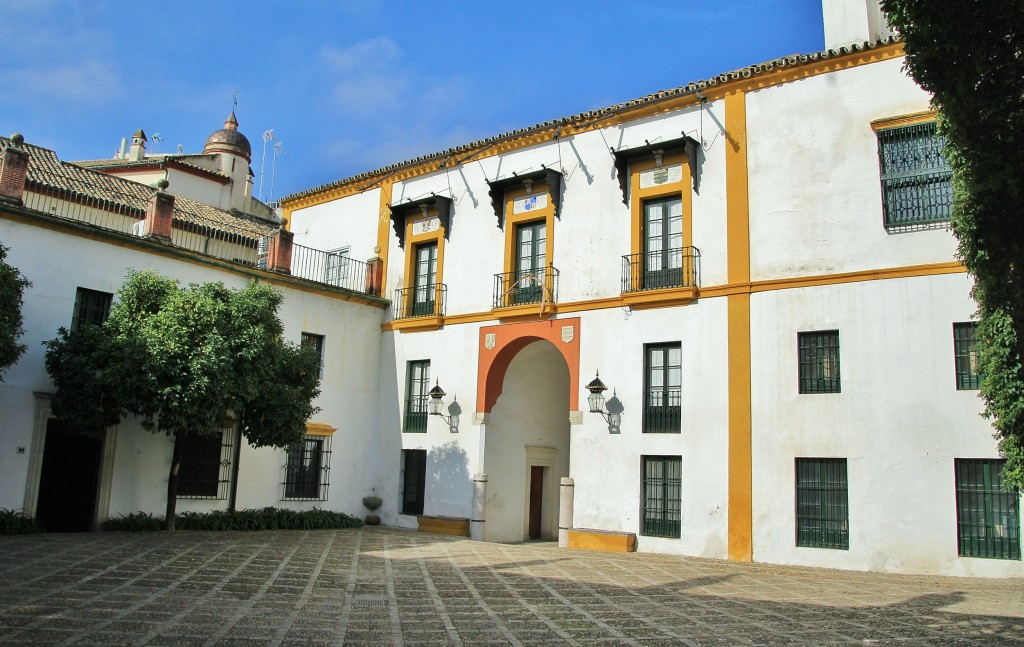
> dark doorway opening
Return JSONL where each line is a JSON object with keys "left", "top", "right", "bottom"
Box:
{"left": 528, "top": 465, "right": 545, "bottom": 539}
{"left": 35, "top": 418, "right": 102, "bottom": 532}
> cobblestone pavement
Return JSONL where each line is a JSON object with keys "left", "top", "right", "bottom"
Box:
{"left": 1, "top": 528, "right": 1021, "bottom": 646}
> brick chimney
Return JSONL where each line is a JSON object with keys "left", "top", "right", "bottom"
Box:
{"left": 365, "top": 246, "right": 384, "bottom": 297}
{"left": 144, "top": 179, "right": 174, "bottom": 242}
{"left": 0, "top": 133, "right": 31, "bottom": 206}
{"left": 264, "top": 219, "right": 294, "bottom": 274}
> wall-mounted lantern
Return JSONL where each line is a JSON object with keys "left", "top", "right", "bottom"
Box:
{"left": 586, "top": 370, "right": 622, "bottom": 433}
{"left": 428, "top": 380, "right": 460, "bottom": 433}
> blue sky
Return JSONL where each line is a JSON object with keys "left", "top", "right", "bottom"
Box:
{"left": 0, "top": 1, "right": 825, "bottom": 202}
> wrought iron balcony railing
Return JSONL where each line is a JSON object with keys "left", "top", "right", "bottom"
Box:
{"left": 288, "top": 244, "right": 374, "bottom": 294}
{"left": 393, "top": 283, "right": 447, "bottom": 320}
{"left": 621, "top": 247, "right": 700, "bottom": 293}
{"left": 493, "top": 266, "right": 559, "bottom": 309}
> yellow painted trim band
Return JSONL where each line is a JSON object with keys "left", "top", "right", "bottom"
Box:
{"left": 725, "top": 90, "right": 753, "bottom": 562}
{"left": 376, "top": 181, "right": 393, "bottom": 292}
{"left": 379, "top": 261, "right": 968, "bottom": 331}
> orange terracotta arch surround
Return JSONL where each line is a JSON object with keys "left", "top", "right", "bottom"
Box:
{"left": 477, "top": 317, "right": 581, "bottom": 414}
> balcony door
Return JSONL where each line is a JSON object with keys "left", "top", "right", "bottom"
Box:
{"left": 514, "top": 220, "right": 546, "bottom": 304}
{"left": 643, "top": 197, "right": 683, "bottom": 289}
{"left": 413, "top": 242, "right": 437, "bottom": 316}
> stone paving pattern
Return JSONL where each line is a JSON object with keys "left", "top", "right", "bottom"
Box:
{"left": 1, "top": 527, "right": 1021, "bottom": 646}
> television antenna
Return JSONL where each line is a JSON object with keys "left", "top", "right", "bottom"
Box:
{"left": 269, "top": 141, "right": 291, "bottom": 204}
{"left": 259, "top": 129, "right": 277, "bottom": 202}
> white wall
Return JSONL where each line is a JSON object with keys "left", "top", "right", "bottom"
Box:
{"left": 746, "top": 57, "right": 955, "bottom": 282}
{"left": 0, "top": 213, "right": 385, "bottom": 522}
{"left": 750, "top": 274, "right": 1021, "bottom": 577}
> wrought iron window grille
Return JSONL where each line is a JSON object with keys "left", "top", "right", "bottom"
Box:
{"left": 877, "top": 122, "right": 953, "bottom": 232}
{"left": 641, "top": 455, "right": 682, "bottom": 538}
{"left": 282, "top": 434, "right": 332, "bottom": 501}
{"left": 955, "top": 459, "right": 1020, "bottom": 560}
{"left": 795, "top": 457, "right": 849, "bottom": 550}
{"left": 176, "top": 428, "right": 235, "bottom": 500}
{"left": 798, "top": 331, "right": 841, "bottom": 394}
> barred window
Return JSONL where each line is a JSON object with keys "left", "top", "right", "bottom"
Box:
{"left": 301, "top": 332, "right": 325, "bottom": 377}
{"left": 405, "top": 360, "right": 430, "bottom": 433}
{"left": 176, "top": 429, "right": 234, "bottom": 499}
{"left": 641, "top": 456, "right": 681, "bottom": 538}
{"left": 644, "top": 343, "right": 681, "bottom": 433}
{"left": 955, "top": 459, "right": 1020, "bottom": 560}
{"left": 401, "top": 449, "right": 427, "bottom": 515}
{"left": 877, "top": 121, "right": 953, "bottom": 231}
{"left": 799, "top": 331, "right": 840, "bottom": 394}
{"left": 283, "top": 434, "right": 331, "bottom": 501}
{"left": 953, "top": 322, "right": 980, "bottom": 390}
{"left": 795, "top": 458, "right": 849, "bottom": 550}
{"left": 71, "top": 287, "right": 113, "bottom": 331}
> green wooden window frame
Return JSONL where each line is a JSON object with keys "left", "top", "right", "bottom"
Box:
{"left": 795, "top": 458, "right": 849, "bottom": 550}
{"left": 513, "top": 220, "right": 546, "bottom": 305}
{"left": 798, "top": 330, "right": 840, "bottom": 394}
{"left": 953, "top": 322, "right": 980, "bottom": 390}
{"left": 404, "top": 360, "right": 430, "bottom": 433}
{"left": 641, "top": 455, "right": 681, "bottom": 538}
{"left": 877, "top": 121, "right": 953, "bottom": 231}
{"left": 644, "top": 343, "right": 682, "bottom": 433}
{"left": 643, "top": 196, "right": 684, "bottom": 289}
{"left": 955, "top": 459, "right": 1020, "bottom": 560}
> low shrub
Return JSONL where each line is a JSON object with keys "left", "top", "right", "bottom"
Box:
{"left": 103, "top": 507, "right": 362, "bottom": 532}
{"left": 101, "top": 512, "right": 164, "bottom": 532}
{"left": 0, "top": 508, "right": 44, "bottom": 535}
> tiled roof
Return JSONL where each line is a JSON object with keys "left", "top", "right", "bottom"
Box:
{"left": 75, "top": 154, "right": 229, "bottom": 180}
{"left": 3, "top": 137, "right": 277, "bottom": 240}
{"left": 282, "top": 37, "right": 902, "bottom": 203}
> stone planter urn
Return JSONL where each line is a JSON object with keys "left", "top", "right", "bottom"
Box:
{"left": 362, "top": 495, "right": 382, "bottom": 525}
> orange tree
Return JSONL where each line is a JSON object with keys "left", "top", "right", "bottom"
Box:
{"left": 44, "top": 270, "right": 320, "bottom": 529}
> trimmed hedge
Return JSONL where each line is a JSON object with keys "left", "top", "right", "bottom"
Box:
{"left": 102, "top": 507, "right": 363, "bottom": 532}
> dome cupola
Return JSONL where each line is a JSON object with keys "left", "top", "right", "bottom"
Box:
{"left": 203, "top": 111, "right": 251, "bottom": 162}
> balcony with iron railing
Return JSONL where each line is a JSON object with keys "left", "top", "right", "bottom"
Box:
{"left": 493, "top": 266, "right": 559, "bottom": 316}
{"left": 621, "top": 247, "right": 700, "bottom": 309}
{"left": 393, "top": 283, "right": 447, "bottom": 323}
{"left": 22, "top": 178, "right": 385, "bottom": 298}
{"left": 287, "top": 243, "right": 374, "bottom": 295}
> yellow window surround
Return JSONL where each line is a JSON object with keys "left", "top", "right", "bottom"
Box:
{"left": 499, "top": 179, "right": 558, "bottom": 311}
{"left": 304, "top": 422, "right": 337, "bottom": 436}
{"left": 870, "top": 110, "right": 937, "bottom": 131}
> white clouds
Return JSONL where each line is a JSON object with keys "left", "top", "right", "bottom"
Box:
{"left": 321, "top": 37, "right": 402, "bottom": 74}
{"left": 0, "top": 60, "right": 122, "bottom": 105}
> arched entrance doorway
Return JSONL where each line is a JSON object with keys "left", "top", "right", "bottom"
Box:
{"left": 476, "top": 318, "right": 580, "bottom": 543}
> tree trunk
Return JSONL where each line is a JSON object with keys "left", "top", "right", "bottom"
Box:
{"left": 165, "top": 435, "right": 182, "bottom": 531}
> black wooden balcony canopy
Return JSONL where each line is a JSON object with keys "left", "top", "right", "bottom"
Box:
{"left": 486, "top": 167, "right": 563, "bottom": 229}
{"left": 389, "top": 194, "right": 453, "bottom": 248}
{"left": 612, "top": 135, "right": 700, "bottom": 204}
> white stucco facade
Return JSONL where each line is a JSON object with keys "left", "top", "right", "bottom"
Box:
{"left": 278, "top": 38, "right": 1020, "bottom": 577}
{"left": 1, "top": 2, "right": 1018, "bottom": 578}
